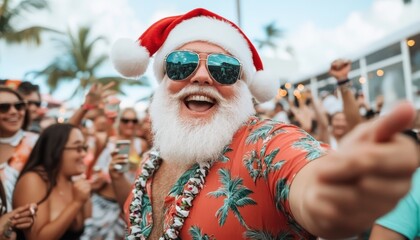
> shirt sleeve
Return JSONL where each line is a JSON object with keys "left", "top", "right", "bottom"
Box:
{"left": 261, "top": 122, "right": 327, "bottom": 232}
{"left": 375, "top": 170, "right": 420, "bottom": 239}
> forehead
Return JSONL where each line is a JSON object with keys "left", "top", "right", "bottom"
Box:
{"left": 122, "top": 109, "right": 136, "bottom": 117}
{"left": 68, "top": 128, "right": 84, "bottom": 143}
{"left": 178, "top": 41, "right": 229, "bottom": 55}
{"left": 23, "top": 92, "right": 41, "bottom": 101}
{"left": 0, "top": 91, "right": 19, "bottom": 102}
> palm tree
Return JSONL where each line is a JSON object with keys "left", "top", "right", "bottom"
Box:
{"left": 403, "top": 0, "right": 412, "bottom": 4}
{"left": 255, "top": 22, "right": 283, "bottom": 52}
{"left": 208, "top": 168, "right": 256, "bottom": 228}
{"left": 31, "top": 26, "right": 148, "bottom": 98}
{"left": 0, "top": 0, "right": 56, "bottom": 45}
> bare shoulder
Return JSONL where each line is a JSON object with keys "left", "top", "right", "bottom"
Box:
{"left": 13, "top": 171, "right": 48, "bottom": 207}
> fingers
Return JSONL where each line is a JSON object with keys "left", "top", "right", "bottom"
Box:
{"left": 372, "top": 101, "right": 415, "bottom": 142}
{"left": 10, "top": 204, "right": 37, "bottom": 230}
{"left": 316, "top": 176, "right": 410, "bottom": 214}
{"left": 102, "top": 81, "right": 115, "bottom": 91}
{"left": 11, "top": 216, "right": 34, "bottom": 229}
{"left": 13, "top": 204, "right": 37, "bottom": 216}
{"left": 320, "top": 136, "right": 417, "bottom": 183}
{"left": 307, "top": 175, "right": 411, "bottom": 233}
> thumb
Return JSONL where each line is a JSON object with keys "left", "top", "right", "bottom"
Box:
{"left": 372, "top": 101, "right": 415, "bottom": 142}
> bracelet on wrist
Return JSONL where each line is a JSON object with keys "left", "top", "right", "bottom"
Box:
{"left": 337, "top": 79, "right": 350, "bottom": 86}
{"left": 82, "top": 103, "right": 96, "bottom": 111}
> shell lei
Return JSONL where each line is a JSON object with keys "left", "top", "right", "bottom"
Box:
{"left": 127, "top": 149, "right": 213, "bottom": 240}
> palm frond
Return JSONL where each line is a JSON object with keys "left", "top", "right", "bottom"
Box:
{"left": 2, "top": 26, "right": 61, "bottom": 45}
{"left": 16, "top": 0, "right": 49, "bottom": 12}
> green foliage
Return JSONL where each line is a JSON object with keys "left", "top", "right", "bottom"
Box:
{"left": 30, "top": 26, "right": 149, "bottom": 96}
{"left": 0, "top": 0, "right": 58, "bottom": 45}
{"left": 255, "top": 21, "right": 283, "bottom": 51}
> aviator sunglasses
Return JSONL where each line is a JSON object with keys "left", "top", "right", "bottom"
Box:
{"left": 0, "top": 101, "right": 27, "bottom": 113}
{"left": 164, "top": 50, "right": 242, "bottom": 85}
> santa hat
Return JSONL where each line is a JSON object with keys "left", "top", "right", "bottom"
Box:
{"left": 111, "top": 8, "right": 279, "bottom": 103}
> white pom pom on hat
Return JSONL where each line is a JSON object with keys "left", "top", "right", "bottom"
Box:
{"left": 110, "top": 8, "right": 278, "bottom": 103}
{"left": 110, "top": 38, "right": 150, "bottom": 78}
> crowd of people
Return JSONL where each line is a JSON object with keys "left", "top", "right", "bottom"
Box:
{"left": 0, "top": 7, "right": 419, "bottom": 240}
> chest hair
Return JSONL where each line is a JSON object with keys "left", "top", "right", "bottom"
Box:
{"left": 149, "top": 161, "right": 191, "bottom": 239}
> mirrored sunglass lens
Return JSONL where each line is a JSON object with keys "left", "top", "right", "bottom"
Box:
{"left": 166, "top": 51, "right": 199, "bottom": 80}
{"left": 207, "top": 54, "right": 241, "bottom": 85}
{"left": 0, "top": 104, "right": 11, "bottom": 113}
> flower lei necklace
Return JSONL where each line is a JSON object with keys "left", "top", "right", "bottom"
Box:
{"left": 127, "top": 149, "right": 213, "bottom": 240}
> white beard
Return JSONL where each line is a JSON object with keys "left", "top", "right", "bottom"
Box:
{"left": 149, "top": 80, "right": 255, "bottom": 166}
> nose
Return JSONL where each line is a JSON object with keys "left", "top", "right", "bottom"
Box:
{"left": 189, "top": 58, "right": 213, "bottom": 85}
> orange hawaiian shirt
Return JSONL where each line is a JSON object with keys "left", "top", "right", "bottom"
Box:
{"left": 124, "top": 117, "right": 327, "bottom": 239}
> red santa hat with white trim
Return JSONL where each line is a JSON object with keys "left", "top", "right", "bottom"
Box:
{"left": 110, "top": 8, "right": 279, "bottom": 103}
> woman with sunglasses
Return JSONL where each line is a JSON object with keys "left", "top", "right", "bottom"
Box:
{"left": 13, "top": 123, "right": 91, "bottom": 240}
{"left": 82, "top": 107, "right": 147, "bottom": 240}
{"left": 0, "top": 87, "right": 38, "bottom": 212}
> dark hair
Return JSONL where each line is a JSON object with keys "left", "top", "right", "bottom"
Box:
{"left": 18, "top": 123, "right": 77, "bottom": 204}
{"left": 0, "top": 87, "right": 30, "bottom": 130}
{"left": 0, "top": 183, "right": 7, "bottom": 215}
{"left": 17, "top": 81, "right": 41, "bottom": 100}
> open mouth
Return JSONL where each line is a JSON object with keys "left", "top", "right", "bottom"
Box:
{"left": 184, "top": 94, "right": 216, "bottom": 112}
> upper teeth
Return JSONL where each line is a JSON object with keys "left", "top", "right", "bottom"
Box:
{"left": 186, "top": 95, "right": 214, "bottom": 103}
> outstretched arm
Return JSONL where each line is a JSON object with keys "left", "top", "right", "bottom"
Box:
{"left": 289, "top": 101, "right": 418, "bottom": 238}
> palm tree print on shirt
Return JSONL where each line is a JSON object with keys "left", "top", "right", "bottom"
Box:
{"left": 292, "top": 130, "right": 324, "bottom": 161}
{"left": 219, "top": 145, "right": 233, "bottom": 163}
{"left": 208, "top": 168, "right": 257, "bottom": 228}
{"left": 244, "top": 228, "right": 295, "bottom": 240}
{"left": 243, "top": 144, "right": 284, "bottom": 183}
{"left": 246, "top": 120, "right": 287, "bottom": 145}
{"left": 189, "top": 226, "right": 215, "bottom": 240}
{"left": 169, "top": 164, "right": 200, "bottom": 196}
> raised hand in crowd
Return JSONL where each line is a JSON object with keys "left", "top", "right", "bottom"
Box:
{"left": 329, "top": 58, "right": 363, "bottom": 130}
{"left": 68, "top": 82, "right": 116, "bottom": 126}
{"left": 288, "top": 95, "right": 314, "bottom": 133}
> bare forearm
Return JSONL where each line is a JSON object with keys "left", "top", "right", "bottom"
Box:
{"left": 339, "top": 85, "right": 362, "bottom": 131}
{"left": 111, "top": 176, "right": 132, "bottom": 210}
{"left": 311, "top": 100, "right": 330, "bottom": 143}
{"left": 27, "top": 202, "right": 84, "bottom": 240}
{"left": 68, "top": 108, "right": 87, "bottom": 126}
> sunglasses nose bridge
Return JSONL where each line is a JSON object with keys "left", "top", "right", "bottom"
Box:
{"left": 190, "top": 56, "right": 214, "bottom": 85}
{"left": 8, "top": 104, "right": 20, "bottom": 113}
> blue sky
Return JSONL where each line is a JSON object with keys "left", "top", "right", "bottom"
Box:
{"left": 1, "top": 0, "right": 419, "bottom": 108}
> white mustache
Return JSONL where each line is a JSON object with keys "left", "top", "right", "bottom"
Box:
{"left": 170, "top": 85, "right": 225, "bottom": 103}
